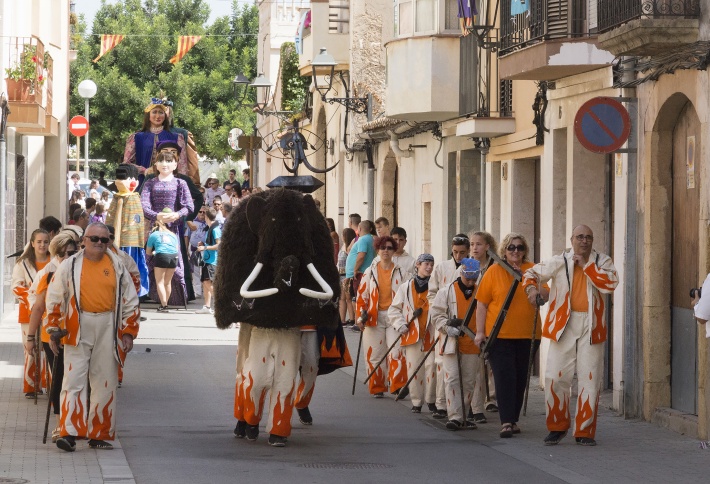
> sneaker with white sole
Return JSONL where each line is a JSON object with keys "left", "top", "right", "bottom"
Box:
{"left": 196, "top": 306, "right": 213, "bottom": 314}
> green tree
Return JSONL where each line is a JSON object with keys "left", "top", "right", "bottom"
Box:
{"left": 70, "top": 0, "right": 258, "bottom": 173}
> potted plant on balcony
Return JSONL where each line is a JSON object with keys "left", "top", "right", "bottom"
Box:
{"left": 4, "top": 45, "right": 45, "bottom": 102}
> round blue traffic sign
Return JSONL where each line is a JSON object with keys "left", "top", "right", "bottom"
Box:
{"left": 574, "top": 97, "right": 631, "bottom": 154}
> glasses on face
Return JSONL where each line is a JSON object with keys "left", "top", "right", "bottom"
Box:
{"left": 575, "top": 235, "right": 594, "bottom": 242}
{"left": 198, "top": 211, "right": 206, "bottom": 215}
{"left": 86, "top": 236, "right": 110, "bottom": 244}
{"left": 380, "top": 246, "right": 395, "bottom": 251}
{"left": 66, "top": 250, "right": 78, "bottom": 257}
{"left": 506, "top": 244, "right": 526, "bottom": 252}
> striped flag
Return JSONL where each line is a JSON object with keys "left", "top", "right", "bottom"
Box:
{"left": 93, "top": 34, "right": 125, "bottom": 62}
{"left": 169, "top": 36, "right": 202, "bottom": 64}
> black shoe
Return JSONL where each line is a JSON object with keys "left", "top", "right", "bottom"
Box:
{"left": 344, "top": 320, "right": 354, "bottom": 327}
{"left": 234, "top": 420, "right": 247, "bottom": 438}
{"left": 432, "top": 408, "right": 447, "bottom": 419}
{"left": 467, "top": 408, "right": 474, "bottom": 420}
{"left": 427, "top": 403, "right": 437, "bottom": 413}
{"left": 297, "top": 407, "right": 313, "bottom": 425}
{"left": 500, "top": 424, "right": 513, "bottom": 438}
{"left": 446, "top": 419, "right": 463, "bottom": 430}
{"left": 139, "top": 316, "right": 147, "bottom": 322}
{"left": 373, "top": 392, "right": 384, "bottom": 399}
{"left": 575, "top": 437, "right": 597, "bottom": 446}
{"left": 411, "top": 406, "right": 422, "bottom": 414}
{"left": 471, "top": 413, "right": 487, "bottom": 424}
{"left": 395, "top": 386, "right": 409, "bottom": 400}
{"left": 544, "top": 430, "right": 568, "bottom": 446}
{"left": 157, "top": 305, "right": 170, "bottom": 313}
{"left": 350, "top": 325, "right": 361, "bottom": 332}
{"left": 56, "top": 435, "right": 76, "bottom": 452}
{"left": 25, "top": 391, "right": 43, "bottom": 399}
{"left": 268, "top": 434, "right": 288, "bottom": 447}
{"left": 88, "top": 439, "right": 113, "bottom": 450}
{"left": 245, "top": 424, "right": 259, "bottom": 441}
{"left": 485, "top": 402, "right": 498, "bottom": 412}
{"left": 118, "top": 381, "right": 122, "bottom": 388}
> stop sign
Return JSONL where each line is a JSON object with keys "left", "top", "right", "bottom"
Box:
{"left": 69, "top": 115, "right": 89, "bottom": 137}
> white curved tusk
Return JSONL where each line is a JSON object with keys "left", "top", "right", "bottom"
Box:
{"left": 240, "top": 262, "right": 279, "bottom": 298}
{"left": 299, "top": 263, "right": 334, "bottom": 300}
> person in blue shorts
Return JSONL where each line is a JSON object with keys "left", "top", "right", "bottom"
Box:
{"left": 146, "top": 216, "right": 180, "bottom": 312}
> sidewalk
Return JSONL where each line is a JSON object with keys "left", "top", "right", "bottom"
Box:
{"left": 0, "top": 308, "right": 135, "bottom": 484}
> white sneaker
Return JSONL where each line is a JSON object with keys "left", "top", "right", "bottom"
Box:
{"left": 196, "top": 306, "right": 213, "bottom": 314}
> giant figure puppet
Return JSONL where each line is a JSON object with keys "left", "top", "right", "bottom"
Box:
{"left": 214, "top": 188, "right": 346, "bottom": 447}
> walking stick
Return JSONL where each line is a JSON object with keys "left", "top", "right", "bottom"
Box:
{"left": 483, "top": 360, "right": 491, "bottom": 402}
{"left": 34, "top": 329, "right": 40, "bottom": 405}
{"left": 363, "top": 308, "right": 422, "bottom": 384}
{"left": 523, "top": 294, "right": 544, "bottom": 416}
{"left": 44, "top": 330, "right": 67, "bottom": 444}
{"left": 395, "top": 336, "right": 440, "bottom": 401}
{"left": 456, "top": 340, "right": 467, "bottom": 426}
{"left": 351, "top": 309, "right": 367, "bottom": 395}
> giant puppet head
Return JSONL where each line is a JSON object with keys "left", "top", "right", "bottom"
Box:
{"left": 214, "top": 188, "right": 340, "bottom": 330}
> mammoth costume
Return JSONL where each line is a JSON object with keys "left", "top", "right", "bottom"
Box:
{"left": 214, "top": 189, "right": 345, "bottom": 445}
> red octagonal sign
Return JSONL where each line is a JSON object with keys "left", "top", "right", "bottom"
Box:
{"left": 69, "top": 115, "right": 89, "bottom": 137}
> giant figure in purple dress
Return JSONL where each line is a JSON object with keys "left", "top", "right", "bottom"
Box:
{"left": 124, "top": 98, "right": 189, "bottom": 185}
{"left": 141, "top": 152, "right": 194, "bottom": 306}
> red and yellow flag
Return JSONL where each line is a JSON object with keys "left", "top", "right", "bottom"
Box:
{"left": 169, "top": 36, "right": 202, "bottom": 64}
{"left": 92, "top": 34, "right": 125, "bottom": 63}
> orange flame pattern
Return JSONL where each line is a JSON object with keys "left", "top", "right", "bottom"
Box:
{"left": 270, "top": 386, "right": 296, "bottom": 437}
{"left": 574, "top": 392, "right": 599, "bottom": 438}
{"left": 241, "top": 372, "right": 267, "bottom": 426}
{"left": 546, "top": 379, "right": 570, "bottom": 431}
{"left": 584, "top": 264, "right": 618, "bottom": 292}
{"left": 388, "top": 353, "right": 408, "bottom": 393}
{"left": 543, "top": 295, "right": 570, "bottom": 342}
{"left": 61, "top": 392, "right": 88, "bottom": 437}
{"left": 590, "top": 292, "right": 607, "bottom": 343}
{"left": 366, "top": 346, "right": 386, "bottom": 394}
{"left": 89, "top": 391, "right": 115, "bottom": 440}
{"left": 234, "top": 371, "right": 246, "bottom": 421}
{"left": 13, "top": 286, "right": 30, "bottom": 323}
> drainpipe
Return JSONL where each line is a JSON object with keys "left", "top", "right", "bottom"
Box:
{"left": 0, "top": 97, "right": 9, "bottom": 316}
{"left": 387, "top": 131, "right": 413, "bottom": 158}
{"left": 365, "top": 95, "right": 374, "bottom": 220}
{"left": 480, "top": 142, "right": 488, "bottom": 230}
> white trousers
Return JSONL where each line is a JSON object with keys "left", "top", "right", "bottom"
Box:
{"left": 60, "top": 311, "right": 118, "bottom": 441}
{"left": 442, "top": 350, "right": 484, "bottom": 422}
{"left": 545, "top": 311, "right": 604, "bottom": 439}
{"left": 295, "top": 331, "right": 319, "bottom": 409}
{"left": 362, "top": 311, "right": 388, "bottom": 394}
{"left": 386, "top": 321, "right": 407, "bottom": 393}
{"left": 233, "top": 323, "right": 253, "bottom": 419}
{"left": 20, "top": 322, "right": 45, "bottom": 393}
{"left": 435, "top": 337, "right": 446, "bottom": 408}
{"left": 237, "top": 327, "right": 301, "bottom": 437}
{"left": 403, "top": 343, "right": 435, "bottom": 407}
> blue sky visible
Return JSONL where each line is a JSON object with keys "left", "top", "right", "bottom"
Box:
{"left": 74, "top": 0, "right": 244, "bottom": 30}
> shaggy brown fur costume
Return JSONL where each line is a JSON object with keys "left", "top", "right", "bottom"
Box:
{"left": 213, "top": 189, "right": 340, "bottom": 329}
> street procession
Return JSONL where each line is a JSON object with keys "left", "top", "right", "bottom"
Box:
{"left": 2, "top": 0, "right": 710, "bottom": 483}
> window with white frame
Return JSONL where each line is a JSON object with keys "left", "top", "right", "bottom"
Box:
{"left": 415, "top": 0, "right": 437, "bottom": 33}
{"left": 394, "top": 0, "right": 460, "bottom": 37}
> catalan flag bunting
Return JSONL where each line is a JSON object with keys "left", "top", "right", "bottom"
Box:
{"left": 169, "top": 36, "right": 202, "bottom": 64}
{"left": 92, "top": 34, "right": 125, "bottom": 63}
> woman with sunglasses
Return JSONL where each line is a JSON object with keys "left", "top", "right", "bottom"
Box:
{"left": 12, "top": 229, "right": 51, "bottom": 398}
{"left": 474, "top": 233, "right": 543, "bottom": 438}
{"left": 25, "top": 231, "right": 79, "bottom": 441}
{"left": 356, "top": 236, "right": 408, "bottom": 397}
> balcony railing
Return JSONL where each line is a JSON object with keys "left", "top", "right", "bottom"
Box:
{"left": 3, "top": 36, "right": 52, "bottom": 110}
{"left": 500, "top": 0, "right": 589, "bottom": 56}
{"left": 598, "top": 0, "right": 700, "bottom": 33}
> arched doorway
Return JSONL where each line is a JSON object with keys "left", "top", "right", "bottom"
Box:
{"left": 646, "top": 93, "right": 701, "bottom": 416}
{"left": 313, "top": 107, "right": 327, "bottom": 213}
{"left": 380, "top": 150, "right": 398, "bottom": 226}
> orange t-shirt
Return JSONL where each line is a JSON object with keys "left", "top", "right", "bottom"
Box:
{"left": 570, "top": 265, "right": 589, "bottom": 312}
{"left": 475, "top": 262, "right": 542, "bottom": 340}
{"left": 80, "top": 254, "right": 116, "bottom": 313}
{"left": 35, "top": 259, "right": 49, "bottom": 272}
{"left": 454, "top": 282, "right": 479, "bottom": 354}
{"left": 377, "top": 265, "right": 394, "bottom": 310}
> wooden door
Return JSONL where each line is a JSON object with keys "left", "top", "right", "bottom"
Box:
{"left": 671, "top": 102, "right": 699, "bottom": 415}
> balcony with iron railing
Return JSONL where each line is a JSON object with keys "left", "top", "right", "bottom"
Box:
{"left": 3, "top": 36, "right": 57, "bottom": 135}
{"left": 598, "top": 0, "right": 700, "bottom": 56}
{"left": 498, "top": 0, "right": 614, "bottom": 81}
{"left": 298, "top": 0, "right": 350, "bottom": 76}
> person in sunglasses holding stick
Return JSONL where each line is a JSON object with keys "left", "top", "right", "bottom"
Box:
{"left": 46, "top": 223, "right": 140, "bottom": 453}
{"left": 522, "top": 225, "right": 618, "bottom": 447}
{"left": 474, "top": 233, "right": 543, "bottom": 439}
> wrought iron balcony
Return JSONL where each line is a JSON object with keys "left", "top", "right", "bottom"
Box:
{"left": 598, "top": 0, "right": 700, "bottom": 33}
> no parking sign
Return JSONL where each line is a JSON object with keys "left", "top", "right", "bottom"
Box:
{"left": 574, "top": 97, "right": 631, "bottom": 154}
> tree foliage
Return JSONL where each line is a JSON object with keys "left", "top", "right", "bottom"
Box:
{"left": 70, "top": 0, "right": 258, "bottom": 169}
{"left": 279, "top": 42, "right": 310, "bottom": 114}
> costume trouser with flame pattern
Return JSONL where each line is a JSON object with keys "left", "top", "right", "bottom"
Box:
{"left": 362, "top": 311, "right": 388, "bottom": 394}
{"left": 386, "top": 321, "right": 407, "bottom": 394}
{"left": 295, "top": 331, "right": 319, "bottom": 410}
{"left": 21, "top": 322, "right": 47, "bottom": 393}
{"left": 443, "top": 350, "right": 484, "bottom": 422}
{"left": 545, "top": 310, "right": 604, "bottom": 439}
{"left": 403, "top": 343, "right": 436, "bottom": 407}
{"left": 236, "top": 327, "right": 300, "bottom": 438}
{"left": 60, "top": 312, "right": 118, "bottom": 441}
{"left": 233, "top": 323, "right": 252, "bottom": 418}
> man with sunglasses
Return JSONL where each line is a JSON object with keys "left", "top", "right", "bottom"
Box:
{"left": 428, "top": 234, "right": 470, "bottom": 419}
{"left": 46, "top": 222, "right": 140, "bottom": 453}
{"left": 522, "top": 225, "right": 618, "bottom": 447}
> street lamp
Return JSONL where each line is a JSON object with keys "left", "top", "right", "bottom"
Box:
{"left": 77, "top": 79, "right": 97, "bottom": 179}
{"left": 249, "top": 73, "right": 273, "bottom": 113}
{"left": 232, "top": 73, "right": 251, "bottom": 107}
{"left": 310, "top": 48, "right": 370, "bottom": 115}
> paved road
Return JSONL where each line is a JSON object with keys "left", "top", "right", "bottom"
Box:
{"left": 118, "top": 305, "right": 710, "bottom": 484}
